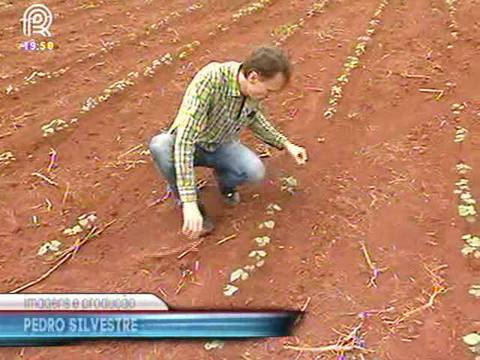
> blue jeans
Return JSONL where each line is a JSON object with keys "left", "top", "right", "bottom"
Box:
{"left": 148, "top": 132, "right": 265, "bottom": 201}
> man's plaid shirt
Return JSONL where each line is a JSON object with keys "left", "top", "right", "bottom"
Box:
{"left": 168, "top": 61, "right": 288, "bottom": 203}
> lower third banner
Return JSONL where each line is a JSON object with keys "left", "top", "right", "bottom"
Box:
{"left": 0, "top": 311, "right": 300, "bottom": 346}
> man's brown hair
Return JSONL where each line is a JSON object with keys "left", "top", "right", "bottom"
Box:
{"left": 241, "top": 46, "right": 291, "bottom": 83}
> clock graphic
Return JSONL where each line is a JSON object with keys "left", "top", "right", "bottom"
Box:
{"left": 21, "top": 40, "right": 55, "bottom": 51}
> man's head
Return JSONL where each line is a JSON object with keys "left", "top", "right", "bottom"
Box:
{"left": 238, "top": 46, "right": 291, "bottom": 100}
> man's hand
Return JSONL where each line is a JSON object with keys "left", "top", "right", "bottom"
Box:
{"left": 285, "top": 141, "right": 308, "bottom": 165}
{"left": 182, "top": 202, "right": 203, "bottom": 238}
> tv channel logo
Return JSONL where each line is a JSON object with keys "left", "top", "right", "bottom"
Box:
{"left": 22, "top": 4, "right": 53, "bottom": 37}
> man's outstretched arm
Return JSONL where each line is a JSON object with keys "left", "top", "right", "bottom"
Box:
{"left": 172, "top": 65, "right": 217, "bottom": 238}
{"left": 249, "top": 110, "right": 308, "bottom": 165}
{"left": 248, "top": 110, "right": 288, "bottom": 150}
{"left": 173, "top": 65, "right": 215, "bottom": 204}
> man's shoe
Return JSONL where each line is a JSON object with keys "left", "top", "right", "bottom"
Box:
{"left": 198, "top": 203, "right": 215, "bottom": 236}
{"left": 221, "top": 189, "right": 241, "bottom": 206}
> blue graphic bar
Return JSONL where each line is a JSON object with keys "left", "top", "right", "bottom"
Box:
{"left": 0, "top": 311, "right": 300, "bottom": 346}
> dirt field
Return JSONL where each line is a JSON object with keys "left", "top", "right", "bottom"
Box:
{"left": 0, "top": 0, "right": 479, "bottom": 359}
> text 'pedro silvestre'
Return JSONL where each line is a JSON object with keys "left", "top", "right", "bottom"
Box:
{"left": 24, "top": 317, "right": 138, "bottom": 333}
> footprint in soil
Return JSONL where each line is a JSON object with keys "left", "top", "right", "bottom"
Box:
{"left": 0, "top": 208, "right": 22, "bottom": 235}
{"left": 466, "top": 257, "right": 480, "bottom": 272}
